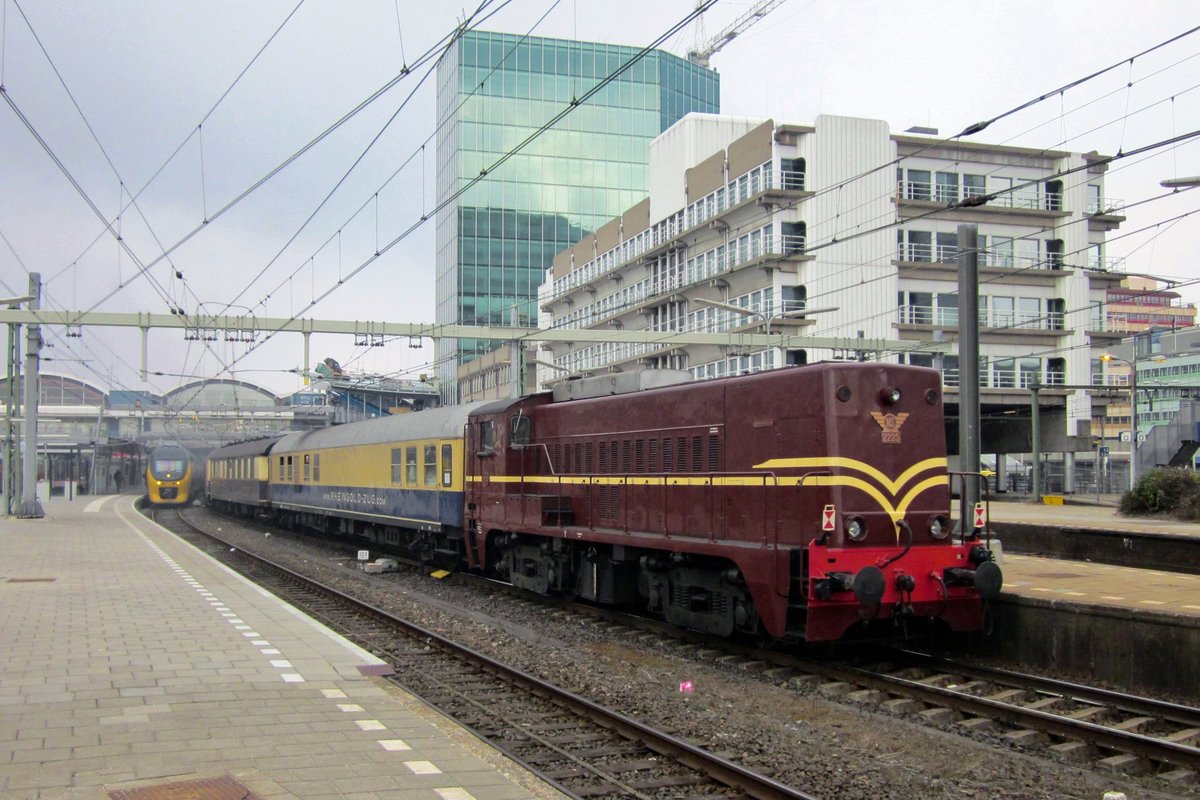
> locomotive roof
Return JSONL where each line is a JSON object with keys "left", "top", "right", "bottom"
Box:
{"left": 208, "top": 436, "right": 285, "bottom": 460}
{"left": 271, "top": 401, "right": 493, "bottom": 453}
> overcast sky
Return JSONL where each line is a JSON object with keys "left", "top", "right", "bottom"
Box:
{"left": 1, "top": 0, "right": 1198, "bottom": 396}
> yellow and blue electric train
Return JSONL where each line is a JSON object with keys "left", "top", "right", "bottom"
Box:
{"left": 145, "top": 442, "right": 195, "bottom": 507}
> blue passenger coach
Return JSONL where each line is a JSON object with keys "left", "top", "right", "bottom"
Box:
{"left": 266, "top": 402, "right": 491, "bottom": 565}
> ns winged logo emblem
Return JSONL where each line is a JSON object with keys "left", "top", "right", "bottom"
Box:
{"left": 870, "top": 412, "right": 909, "bottom": 444}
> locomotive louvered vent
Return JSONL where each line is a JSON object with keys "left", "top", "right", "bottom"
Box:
{"left": 600, "top": 486, "right": 620, "bottom": 519}
{"left": 585, "top": 442, "right": 593, "bottom": 472}
{"left": 649, "top": 439, "right": 659, "bottom": 473}
{"left": 635, "top": 439, "right": 645, "bottom": 473}
{"left": 553, "top": 443, "right": 562, "bottom": 472}
{"left": 708, "top": 435, "right": 720, "bottom": 471}
{"left": 663, "top": 439, "right": 674, "bottom": 473}
{"left": 692, "top": 436, "right": 703, "bottom": 472}
{"left": 622, "top": 440, "right": 631, "bottom": 473}
{"left": 677, "top": 436, "right": 687, "bottom": 472}
{"left": 599, "top": 442, "right": 608, "bottom": 473}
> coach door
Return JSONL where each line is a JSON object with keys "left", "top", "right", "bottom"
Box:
{"left": 464, "top": 416, "right": 498, "bottom": 568}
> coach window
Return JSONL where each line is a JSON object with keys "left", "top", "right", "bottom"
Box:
{"left": 406, "top": 446, "right": 417, "bottom": 484}
{"left": 278, "top": 456, "right": 285, "bottom": 480}
{"left": 286, "top": 456, "right": 294, "bottom": 482}
{"left": 313, "top": 454, "right": 320, "bottom": 481}
{"left": 391, "top": 448, "right": 402, "bottom": 483}
{"left": 442, "top": 444, "right": 453, "bottom": 486}
{"left": 303, "top": 454, "right": 311, "bottom": 482}
{"left": 424, "top": 444, "right": 437, "bottom": 486}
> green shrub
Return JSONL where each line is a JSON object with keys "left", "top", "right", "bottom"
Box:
{"left": 1119, "top": 467, "right": 1200, "bottom": 518}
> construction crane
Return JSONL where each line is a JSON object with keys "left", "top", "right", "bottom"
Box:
{"left": 687, "top": 0, "right": 786, "bottom": 69}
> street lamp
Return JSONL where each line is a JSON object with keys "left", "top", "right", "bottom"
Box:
{"left": 1160, "top": 176, "right": 1200, "bottom": 190}
{"left": 1100, "top": 352, "right": 1165, "bottom": 491}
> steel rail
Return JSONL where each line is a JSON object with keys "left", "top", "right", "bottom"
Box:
{"left": 896, "top": 649, "right": 1200, "bottom": 726}
{"left": 824, "top": 661, "right": 1200, "bottom": 771}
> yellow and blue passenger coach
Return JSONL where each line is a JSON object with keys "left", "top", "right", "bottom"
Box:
{"left": 206, "top": 436, "right": 280, "bottom": 514}
{"left": 266, "top": 402, "right": 492, "bottom": 566}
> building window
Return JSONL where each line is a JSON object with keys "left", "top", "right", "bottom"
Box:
{"left": 935, "top": 172, "right": 958, "bottom": 203}
{"left": 902, "top": 169, "right": 931, "bottom": 200}
{"left": 963, "top": 174, "right": 986, "bottom": 198}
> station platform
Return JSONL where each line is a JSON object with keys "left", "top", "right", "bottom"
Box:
{"left": 0, "top": 494, "right": 561, "bottom": 800}
{"left": 978, "top": 499, "right": 1200, "bottom": 700}
{"left": 989, "top": 496, "right": 1200, "bottom": 539}
{"left": 988, "top": 496, "right": 1200, "bottom": 614}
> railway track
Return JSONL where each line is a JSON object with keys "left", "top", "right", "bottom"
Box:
{"left": 170, "top": 504, "right": 1200, "bottom": 789}
{"left": 491, "top": 584, "right": 1200, "bottom": 783}
{"left": 158, "top": 506, "right": 816, "bottom": 800}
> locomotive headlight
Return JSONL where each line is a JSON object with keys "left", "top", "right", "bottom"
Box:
{"left": 880, "top": 386, "right": 902, "bottom": 404}
{"left": 929, "top": 514, "right": 951, "bottom": 540}
{"left": 846, "top": 516, "right": 867, "bottom": 542}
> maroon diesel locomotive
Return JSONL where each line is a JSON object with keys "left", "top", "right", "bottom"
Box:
{"left": 463, "top": 362, "right": 1000, "bottom": 642}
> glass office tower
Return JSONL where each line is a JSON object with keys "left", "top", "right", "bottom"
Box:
{"left": 435, "top": 30, "right": 719, "bottom": 399}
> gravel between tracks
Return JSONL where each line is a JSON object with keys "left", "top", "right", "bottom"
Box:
{"left": 191, "top": 507, "right": 1191, "bottom": 800}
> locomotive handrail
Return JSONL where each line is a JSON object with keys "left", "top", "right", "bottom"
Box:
{"left": 509, "top": 441, "right": 560, "bottom": 474}
{"left": 948, "top": 470, "right": 993, "bottom": 546}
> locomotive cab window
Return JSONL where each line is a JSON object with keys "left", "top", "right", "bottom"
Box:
{"left": 510, "top": 414, "right": 531, "bottom": 447}
{"left": 477, "top": 420, "right": 495, "bottom": 455}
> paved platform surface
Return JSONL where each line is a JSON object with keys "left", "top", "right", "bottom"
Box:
{"left": 989, "top": 496, "right": 1200, "bottom": 538}
{"left": 983, "top": 498, "right": 1200, "bottom": 620}
{"left": 1000, "top": 552, "right": 1200, "bottom": 617}
{"left": 0, "top": 494, "right": 563, "bottom": 800}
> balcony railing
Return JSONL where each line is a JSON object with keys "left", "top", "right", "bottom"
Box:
{"left": 552, "top": 161, "right": 807, "bottom": 299}
{"left": 898, "top": 243, "right": 1064, "bottom": 271}
{"left": 1087, "top": 197, "right": 1125, "bottom": 215}
{"left": 550, "top": 231, "right": 805, "bottom": 332}
{"left": 942, "top": 369, "right": 1065, "bottom": 389}
{"left": 1087, "top": 254, "right": 1126, "bottom": 272}
{"left": 898, "top": 180, "right": 1062, "bottom": 211}
{"left": 898, "top": 305, "right": 1064, "bottom": 331}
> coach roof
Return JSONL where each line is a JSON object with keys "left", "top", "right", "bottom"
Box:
{"left": 271, "top": 401, "right": 494, "bottom": 454}
{"left": 209, "top": 436, "right": 285, "bottom": 460}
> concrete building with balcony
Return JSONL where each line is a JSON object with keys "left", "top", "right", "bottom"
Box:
{"left": 536, "top": 113, "right": 1137, "bottom": 490}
